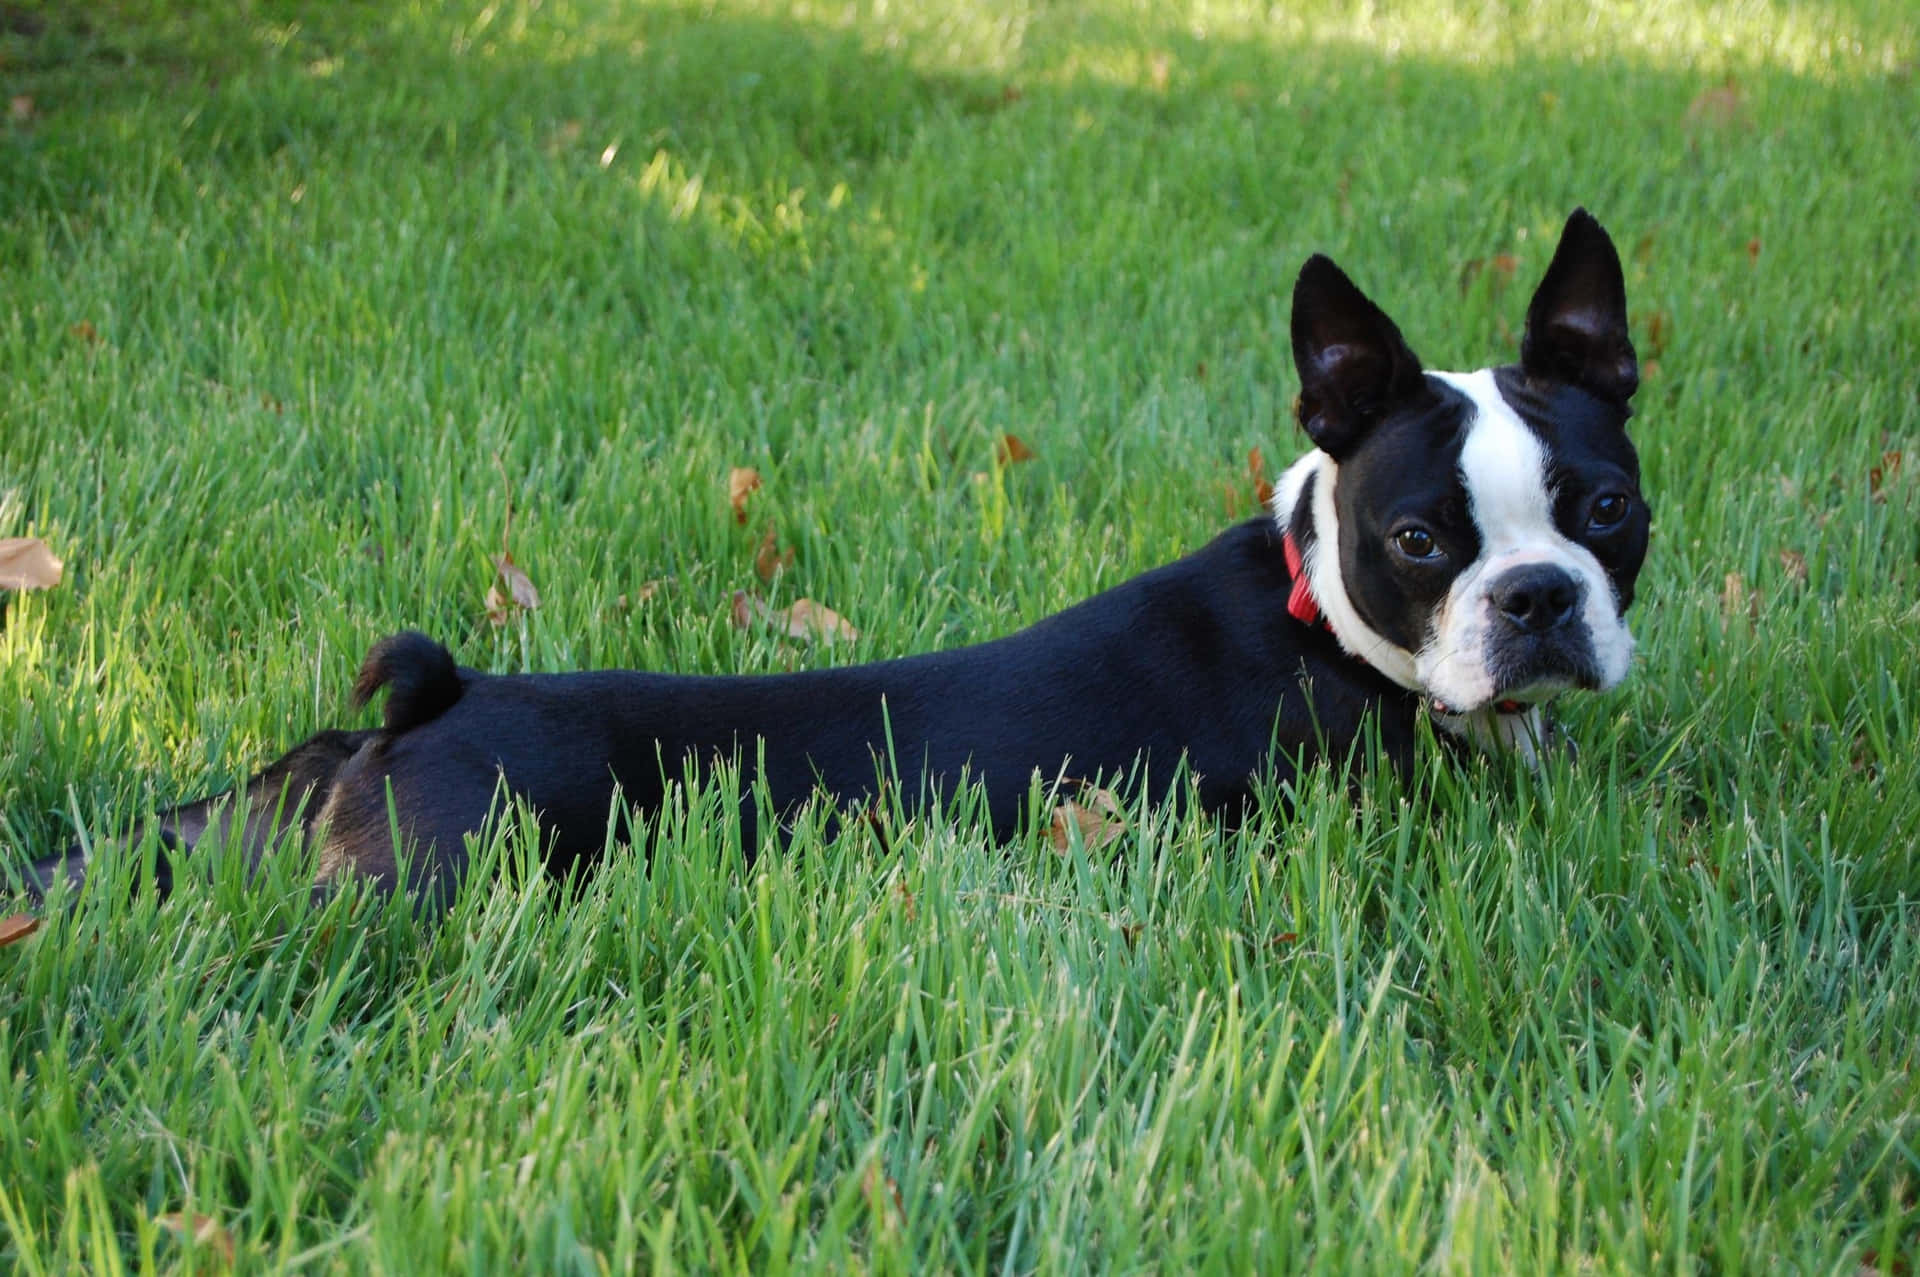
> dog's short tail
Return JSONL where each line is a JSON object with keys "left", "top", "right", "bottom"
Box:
{"left": 352, "top": 631, "right": 463, "bottom": 733}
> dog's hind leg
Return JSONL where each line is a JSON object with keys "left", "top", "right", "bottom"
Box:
{"left": 21, "top": 729, "right": 379, "bottom": 904}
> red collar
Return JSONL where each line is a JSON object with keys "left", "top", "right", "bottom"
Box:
{"left": 1281, "top": 530, "right": 1326, "bottom": 628}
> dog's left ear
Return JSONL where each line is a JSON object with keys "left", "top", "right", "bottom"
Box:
{"left": 1521, "top": 209, "right": 1638, "bottom": 407}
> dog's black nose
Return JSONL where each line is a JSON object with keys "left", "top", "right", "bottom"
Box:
{"left": 1490, "top": 564, "right": 1582, "bottom": 634}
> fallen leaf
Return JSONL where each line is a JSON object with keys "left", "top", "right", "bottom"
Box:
{"left": 154, "top": 1214, "right": 235, "bottom": 1264}
{"left": 1720, "top": 571, "right": 1762, "bottom": 622}
{"left": 1643, "top": 309, "right": 1672, "bottom": 358}
{"left": 728, "top": 467, "right": 761, "bottom": 525}
{"left": 1870, "top": 450, "right": 1903, "bottom": 501}
{"left": 783, "top": 598, "right": 858, "bottom": 643}
{"left": 486, "top": 552, "right": 539, "bottom": 626}
{"left": 1248, "top": 447, "right": 1275, "bottom": 506}
{"left": 493, "top": 553, "right": 540, "bottom": 609}
{"left": 730, "top": 592, "right": 859, "bottom": 644}
{"left": 1685, "top": 78, "right": 1748, "bottom": 129}
{"left": 1778, "top": 548, "right": 1808, "bottom": 585}
{"left": 1458, "top": 253, "right": 1519, "bottom": 295}
{"left": 1860, "top": 1247, "right": 1913, "bottom": 1277}
{"left": 69, "top": 320, "right": 98, "bottom": 344}
{"left": 995, "top": 433, "right": 1035, "bottom": 465}
{"left": 0, "top": 538, "right": 63, "bottom": 591}
{"left": 1746, "top": 236, "right": 1762, "bottom": 264}
{"left": 632, "top": 579, "right": 664, "bottom": 605}
{"left": 0, "top": 914, "right": 40, "bottom": 948}
{"left": 1049, "top": 785, "right": 1126, "bottom": 854}
{"left": 754, "top": 524, "right": 794, "bottom": 582}
{"left": 8, "top": 95, "right": 33, "bottom": 123}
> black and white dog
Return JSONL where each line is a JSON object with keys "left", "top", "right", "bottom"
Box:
{"left": 21, "top": 209, "right": 1647, "bottom": 909}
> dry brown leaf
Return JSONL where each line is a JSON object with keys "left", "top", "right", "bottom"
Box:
{"left": 493, "top": 552, "right": 540, "bottom": 609}
{"left": 486, "top": 552, "right": 539, "bottom": 626}
{"left": 1746, "top": 236, "right": 1762, "bottom": 264}
{"left": 754, "top": 524, "right": 795, "bottom": 582}
{"left": 730, "top": 592, "right": 859, "bottom": 645}
{"left": 0, "top": 537, "right": 63, "bottom": 591}
{"left": 1457, "top": 252, "right": 1520, "bottom": 295}
{"left": 995, "top": 433, "right": 1035, "bottom": 465}
{"left": 1248, "top": 447, "right": 1275, "bottom": 506}
{"left": 69, "top": 320, "right": 99, "bottom": 344}
{"left": 1778, "top": 548, "right": 1808, "bottom": 585}
{"left": 154, "top": 1213, "right": 235, "bottom": 1264}
{"left": 783, "top": 598, "right": 858, "bottom": 643}
{"left": 1685, "top": 78, "right": 1748, "bottom": 129}
{"left": 1720, "top": 571, "right": 1763, "bottom": 623}
{"left": 1870, "top": 450, "right": 1903, "bottom": 501}
{"left": 728, "top": 467, "right": 762, "bottom": 525}
{"left": 1643, "top": 309, "right": 1672, "bottom": 358}
{"left": 0, "top": 913, "right": 40, "bottom": 948}
{"left": 9, "top": 95, "right": 34, "bottom": 123}
{"left": 1049, "top": 785, "right": 1126, "bottom": 854}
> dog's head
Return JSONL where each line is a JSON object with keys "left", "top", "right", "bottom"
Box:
{"left": 1273, "top": 209, "right": 1649, "bottom": 753}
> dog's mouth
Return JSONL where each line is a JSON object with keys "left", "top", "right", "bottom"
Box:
{"left": 1430, "top": 673, "right": 1586, "bottom": 719}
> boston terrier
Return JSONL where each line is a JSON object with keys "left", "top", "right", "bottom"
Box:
{"left": 18, "top": 209, "right": 1647, "bottom": 910}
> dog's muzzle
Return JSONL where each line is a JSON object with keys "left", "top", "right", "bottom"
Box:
{"left": 1481, "top": 563, "right": 1604, "bottom": 703}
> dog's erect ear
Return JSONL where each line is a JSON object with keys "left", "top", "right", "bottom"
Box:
{"left": 1291, "top": 254, "right": 1428, "bottom": 459}
{"left": 1520, "top": 209, "right": 1638, "bottom": 406}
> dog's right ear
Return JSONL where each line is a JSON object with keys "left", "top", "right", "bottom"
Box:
{"left": 1291, "top": 255, "right": 1428, "bottom": 459}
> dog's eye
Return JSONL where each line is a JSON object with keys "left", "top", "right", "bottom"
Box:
{"left": 1588, "top": 492, "right": 1631, "bottom": 531}
{"left": 1392, "top": 527, "right": 1440, "bottom": 561}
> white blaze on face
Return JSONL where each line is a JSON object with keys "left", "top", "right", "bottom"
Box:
{"left": 1421, "top": 369, "right": 1635, "bottom": 711}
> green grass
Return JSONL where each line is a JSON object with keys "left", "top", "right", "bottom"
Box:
{"left": 3, "top": 0, "right": 1918, "bottom": 1269}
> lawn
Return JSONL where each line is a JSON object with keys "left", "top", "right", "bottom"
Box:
{"left": 2, "top": 0, "right": 1917, "bottom": 1269}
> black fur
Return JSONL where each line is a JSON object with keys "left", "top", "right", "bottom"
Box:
{"left": 311, "top": 520, "right": 1419, "bottom": 903}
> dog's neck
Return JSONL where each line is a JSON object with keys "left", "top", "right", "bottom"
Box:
{"left": 1271, "top": 447, "right": 1553, "bottom": 763}
{"left": 1271, "top": 449, "right": 1420, "bottom": 688}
